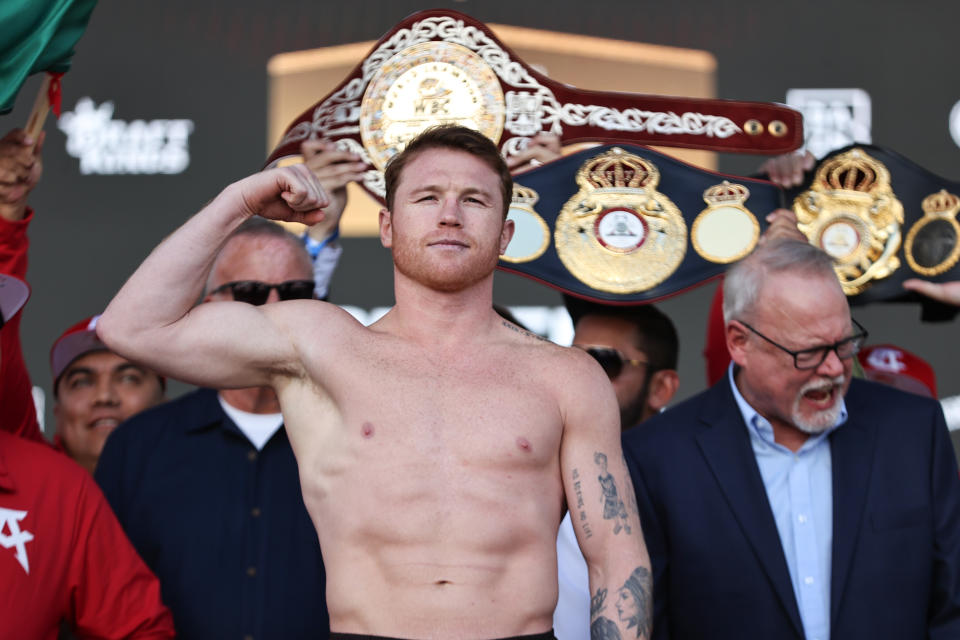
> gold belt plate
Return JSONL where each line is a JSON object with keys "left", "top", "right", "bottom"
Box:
{"left": 555, "top": 148, "right": 686, "bottom": 294}
{"left": 359, "top": 41, "right": 506, "bottom": 171}
{"left": 793, "top": 148, "right": 904, "bottom": 296}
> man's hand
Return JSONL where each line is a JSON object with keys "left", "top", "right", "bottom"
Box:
{"left": 506, "top": 132, "right": 563, "bottom": 173}
{"left": 236, "top": 164, "right": 330, "bottom": 226}
{"left": 759, "top": 150, "right": 815, "bottom": 188}
{"left": 0, "top": 128, "right": 44, "bottom": 221}
{"left": 759, "top": 208, "right": 806, "bottom": 245}
{"left": 903, "top": 278, "right": 960, "bottom": 307}
{"left": 301, "top": 139, "right": 368, "bottom": 240}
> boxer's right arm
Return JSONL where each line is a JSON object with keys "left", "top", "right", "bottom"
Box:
{"left": 98, "top": 165, "right": 330, "bottom": 389}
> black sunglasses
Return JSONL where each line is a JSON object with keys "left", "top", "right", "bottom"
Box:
{"left": 578, "top": 346, "right": 648, "bottom": 380}
{"left": 738, "top": 318, "right": 868, "bottom": 370}
{"left": 210, "top": 280, "right": 316, "bottom": 306}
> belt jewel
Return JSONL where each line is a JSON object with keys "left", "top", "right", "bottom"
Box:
{"left": 691, "top": 181, "right": 760, "bottom": 264}
{"left": 905, "top": 189, "right": 960, "bottom": 276}
{"left": 503, "top": 184, "right": 550, "bottom": 264}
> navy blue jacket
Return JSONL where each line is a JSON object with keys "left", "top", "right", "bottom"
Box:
{"left": 96, "top": 388, "right": 328, "bottom": 640}
{"left": 622, "top": 377, "right": 960, "bottom": 640}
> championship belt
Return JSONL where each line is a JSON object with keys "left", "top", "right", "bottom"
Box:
{"left": 792, "top": 144, "right": 960, "bottom": 306}
{"left": 499, "top": 144, "right": 783, "bottom": 303}
{"left": 264, "top": 8, "right": 802, "bottom": 202}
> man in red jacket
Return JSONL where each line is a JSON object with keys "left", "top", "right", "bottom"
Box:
{"left": 0, "top": 127, "right": 174, "bottom": 639}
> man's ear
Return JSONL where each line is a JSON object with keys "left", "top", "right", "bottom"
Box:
{"left": 646, "top": 369, "right": 679, "bottom": 413}
{"left": 379, "top": 208, "right": 392, "bottom": 248}
{"left": 726, "top": 320, "right": 750, "bottom": 367}
{"left": 499, "top": 218, "right": 515, "bottom": 255}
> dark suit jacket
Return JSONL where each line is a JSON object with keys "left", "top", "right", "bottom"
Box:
{"left": 622, "top": 376, "right": 960, "bottom": 640}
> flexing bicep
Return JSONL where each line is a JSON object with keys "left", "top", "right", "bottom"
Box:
{"left": 99, "top": 298, "right": 310, "bottom": 390}
{"left": 560, "top": 353, "right": 652, "bottom": 640}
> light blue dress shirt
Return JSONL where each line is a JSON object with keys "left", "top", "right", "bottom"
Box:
{"left": 728, "top": 365, "right": 848, "bottom": 640}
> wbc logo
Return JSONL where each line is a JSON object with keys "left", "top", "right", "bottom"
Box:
{"left": 0, "top": 507, "right": 33, "bottom": 574}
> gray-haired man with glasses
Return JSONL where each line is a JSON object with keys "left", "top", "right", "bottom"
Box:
{"left": 623, "top": 237, "right": 960, "bottom": 640}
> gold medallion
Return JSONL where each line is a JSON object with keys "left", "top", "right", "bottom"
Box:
{"left": 554, "top": 148, "right": 687, "bottom": 294}
{"left": 905, "top": 189, "right": 960, "bottom": 276}
{"left": 358, "top": 41, "right": 506, "bottom": 170}
{"left": 691, "top": 181, "right": 759, "bottom": 264}
{"left": 793, "top": 148, "right": 904, "bottom": 295}
{"left": 502, "top": 184, "right": 550, "bottom": 263}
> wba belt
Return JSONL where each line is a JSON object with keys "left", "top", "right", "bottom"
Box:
{"left": 498, "top": 144, "right": 783, "bottom": 303}
{"left": 791, "top": 144, "right": 960, "bottom": 313}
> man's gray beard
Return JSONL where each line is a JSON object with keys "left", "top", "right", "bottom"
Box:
{"left": 791, "top": 376, "right": 846, "bottom": 434}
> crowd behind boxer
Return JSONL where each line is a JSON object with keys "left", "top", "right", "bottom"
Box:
{"left": 1, "top": 123, "right": 959, "bottom": 640}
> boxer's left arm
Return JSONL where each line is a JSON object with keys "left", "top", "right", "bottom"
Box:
{"left": 560, "top": 349, "right": 652, "bottom": 640}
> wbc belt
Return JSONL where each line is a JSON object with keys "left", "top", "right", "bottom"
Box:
{"left": 498, "top": 144, "right": 784, "bottom": 304}
{"left": 264, "top": 8, "right": 803, "bottom": 203}
{"left": 792, "top": 144, "right": 960, "bottom": 308}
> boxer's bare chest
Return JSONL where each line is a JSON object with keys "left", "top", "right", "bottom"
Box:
{"left": 282, "top": 336, "right": 565, "bottom": 500}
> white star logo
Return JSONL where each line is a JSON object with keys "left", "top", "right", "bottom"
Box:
{"left": 0, "top": 507, "right": 34, "bottom": 574}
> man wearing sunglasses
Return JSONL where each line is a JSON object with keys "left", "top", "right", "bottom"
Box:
{"left": 98, "top": 125, "right": 650, "bottom": 640}
{"left": 93, "top": 140, "right": 367, "bottom": 640}
{"left": 622, "top": 238, "right": 960, "bottom": 640}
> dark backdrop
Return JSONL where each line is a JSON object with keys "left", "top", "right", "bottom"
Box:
{"left": 7, "top": 0, "right": 960, "bottom": 428}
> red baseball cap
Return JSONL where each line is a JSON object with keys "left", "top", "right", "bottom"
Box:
{"left": 50, "top": 315, "right": 167, "bottom": 392}
{"left": 50, "top": 315, "right": 108, "bottom": 386}
{"left": 857, "top": 343, "right": 937, "bottom": 398}
{"left": 0, "top": 273, "right": 29, "bottom": 325}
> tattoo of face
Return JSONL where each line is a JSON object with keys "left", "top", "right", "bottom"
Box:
{"left": 501, "top": 319, "right": 548, "bottom": 342}
{"left": 590, "top": 587, "right": 623, "bottom": 640}
{"left": 615, "top": 567, "right": 652, "bottom": 639}
{"left": 572, "top": 468, "right": 593, "bottom": 539}
{"left": 595, "top": 451, "right": 631, "bottom": 535}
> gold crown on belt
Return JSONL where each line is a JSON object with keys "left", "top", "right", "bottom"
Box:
{"left": 703, "top": 180, "right": 750, "bottom": 205}
{"left": 579, "top": 148, "right": 657, "bottom": 190}
{"left": 922, "top": 189, "right": 960, "bottom": 215}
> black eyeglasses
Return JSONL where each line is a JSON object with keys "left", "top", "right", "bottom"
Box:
{"left": 737, "top": 318, "right": 868, "bottom": 370}
{"left": 578, "top": 346, "right": 648, "bottom": 380}
{"left": 210, "top": 280, "right": 316, "bottom": 306}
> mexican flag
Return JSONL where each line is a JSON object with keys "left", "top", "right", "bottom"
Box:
{"left": 0, "top": 0, "right": 97, "bottom": 114}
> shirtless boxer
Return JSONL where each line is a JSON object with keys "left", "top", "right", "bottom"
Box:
{"left": 98, "top": 125, "right": 651, "bottom": 640}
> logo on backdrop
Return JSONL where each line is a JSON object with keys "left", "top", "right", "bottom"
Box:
{"left": 0, "top": 507, "right": 33, "bottom": 574}
{"left": 58, "top": 98, "right": 195, "bottom": 175}
{"left": 786, "top": 88, "right": 872, "bottom": 159}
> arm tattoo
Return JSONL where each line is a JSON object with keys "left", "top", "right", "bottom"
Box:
{"left": 621, "top": 454, "right": 640, "bottom": 517}
{"left": 501, "top": 319, "right": 548, "bottom": 342}
{"left": 594, "top": 451, "right": 631, "bottom": 535}
{"left": 619, "top": 567, "right": 652, "bottom": 639}
{"left": 590, "top": 588, "right": 623, "bottom": 640}
{"left": 572, "top": 468, "right": 593, "bottom": 539}
{"left": 590, "top": 568, "right": 653, "bottom": 640}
